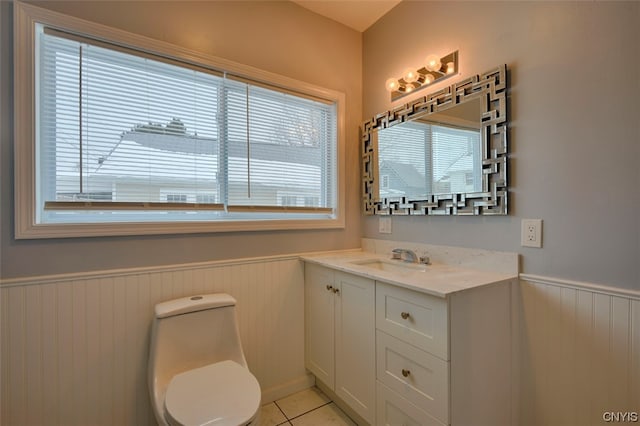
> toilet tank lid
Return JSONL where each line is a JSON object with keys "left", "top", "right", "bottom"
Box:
{"left": 155, "top": 294, "right": 237, "bottom": 319}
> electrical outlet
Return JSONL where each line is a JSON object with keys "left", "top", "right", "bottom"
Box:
{"left": 521, "top": 219, "right": 543, "bottom": 248}
{"left": 379, "top": 216, "right": 392, "bottom": 234}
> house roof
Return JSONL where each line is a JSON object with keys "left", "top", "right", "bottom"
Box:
{"left": 124, "top": 131, "right": 322, "bottom": 166}
{"left": 380, "top": 160, "right": 425, "bottom": 188}
{"left": 56, "top": 132, "right": 323, "bottom": 189}
{"left": 446, "top": 154, "right": 473, "bottom": 174}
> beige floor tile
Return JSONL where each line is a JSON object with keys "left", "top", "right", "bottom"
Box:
{"left": 290, "top": 403, "right": 356, "bottom": 426}
{"left": 275, "top": 387, "right": 331, "bottom": 419}
{"left": 257, "top": 402, "right": 289, "bottom": 426}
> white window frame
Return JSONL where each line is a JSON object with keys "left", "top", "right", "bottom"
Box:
{"left": 14, "top": 3, "right": 345, "bottom": 239}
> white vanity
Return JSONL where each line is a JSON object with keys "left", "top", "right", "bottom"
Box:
{"left": 302, "top": 239, "right": 518, "bottom": 426}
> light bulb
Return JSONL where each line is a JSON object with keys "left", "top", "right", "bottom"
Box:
{"left": 424, "top": 73, "right": 435, "bottom": 84}
{"left": 385, "top": 78, "right": 399, "bottom": 92}
{"left": 403, "top": 84, "right": 414, "bottom": 93}
{"left": 424, "top": 54, "right": 442, "bottom": 72}
{"left": 403, "top": 68, "right": 419, "bottom": 84}
{"left": 446, "top": 61, "right": 455, "bottom": 74}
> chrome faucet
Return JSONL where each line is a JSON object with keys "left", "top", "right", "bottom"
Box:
{"left": 391, "top": 248, "right": 430, "bottom": 265}
{"left": 391, "top": 248, "right": 419, "bottom": 263}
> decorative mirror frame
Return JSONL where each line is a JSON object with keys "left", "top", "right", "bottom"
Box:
{"left": 362, "top": 64, "right": 508, "bottom": 216}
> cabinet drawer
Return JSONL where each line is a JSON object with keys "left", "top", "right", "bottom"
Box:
{"left": 376, "top": 381, "right": 446, "bottom": 426}
{"left": 376, "top": 282, "right": 449, "bottom": 360}
{"left": 376, "top": 330, "right": 449, "bottom": 424}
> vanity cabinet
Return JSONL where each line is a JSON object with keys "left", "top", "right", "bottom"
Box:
{"left": 304, "top": 263, "right": 376, "bottom": 424}
{"left": 304, "top": 257, "right": 514, "bottom": 426}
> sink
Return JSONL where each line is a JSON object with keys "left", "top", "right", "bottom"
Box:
{"left": 349, "top": 258, "right": 427, "bottom": 273}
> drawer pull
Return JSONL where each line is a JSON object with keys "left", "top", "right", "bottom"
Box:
{"left": 400, "top": 311, "right": 411, "bottom": 320}
{"left": 326, "top": 285, "right": 333, "bottom": 291}
{"left": 333, "top": 287, "right": 340, "bottom": 295}
{"left": 401, "top": 368, "right": 411, "bottom": 378}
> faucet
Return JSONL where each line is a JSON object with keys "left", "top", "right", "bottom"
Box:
{"left": 391, "top": 248, "right": 419, "bottom": 263}
{"left": 391, "top": 248, "right": 431, "bottom": 265}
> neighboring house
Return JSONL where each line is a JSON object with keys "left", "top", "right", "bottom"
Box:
{"left": 56, "top": 120, "right": 324, "bottom": 207}
{"left": 444, "top": 154, "right": 479, "bottom": 195}
{"left": 379, "top": 160, "right": 426, "bottom": 199}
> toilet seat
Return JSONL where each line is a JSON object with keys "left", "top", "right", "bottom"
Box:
{"left": 164, "top": 360, "right": 261, "bottom": 426}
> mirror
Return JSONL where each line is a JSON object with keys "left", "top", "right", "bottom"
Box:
{"left": 362, "top": 65, "right": 508, "bottom": 215}
{"left": 376, "top": 98, "right": 482, "bottom": 199}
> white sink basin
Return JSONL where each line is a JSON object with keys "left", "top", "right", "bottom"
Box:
{"left": 349, "top": 258, "right": 427, "bottom": 273}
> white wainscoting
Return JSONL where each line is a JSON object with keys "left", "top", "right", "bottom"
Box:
{"left": 517, "top": 274, "right": 640, "bottom": 426}
{"left": 1, "top": 256, "right": 313, "bottom": 426}
{"left": 4, "top": 257, "right": 639, "bottom": 426}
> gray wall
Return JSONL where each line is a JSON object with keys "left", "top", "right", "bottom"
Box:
{"left": 0, "top": 1, "right": 363, "bottom": 279}
{"left": 362, "top": 1, "right": 640, "bottom": 290}
{"left": 3, "top": 1, "right": 639, "bottom": 290}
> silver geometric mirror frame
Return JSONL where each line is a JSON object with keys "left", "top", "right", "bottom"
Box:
{"left": 362, "top": 65, "right": 508, "bottom": 216}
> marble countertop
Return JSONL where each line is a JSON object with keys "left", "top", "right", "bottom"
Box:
{"left": 301, "top": 250, "right": 517, "bottom": 298}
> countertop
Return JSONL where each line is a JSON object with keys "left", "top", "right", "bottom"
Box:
{"left": 301, "top": 250, "right": 517, "bottom": 298}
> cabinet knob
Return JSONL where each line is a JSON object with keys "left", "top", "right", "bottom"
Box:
{"left": 326, "top": 285, "right": 333, "bottom": 291}
{"left": 401, "top": 369, "right": 411, "bottom": 378}
{"left": 333, "top": 288, "right": 340, "bottom": 295}
{"left": 401, "top": 312, "right": 410, "bottom": 320}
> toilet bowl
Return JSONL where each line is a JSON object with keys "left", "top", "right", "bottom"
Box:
{"left": 148, "top": 294, "right": 261, "bottom": 426}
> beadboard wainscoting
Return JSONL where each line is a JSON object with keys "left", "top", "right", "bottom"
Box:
{"left": 3, "top": 255, "right": 640, "bottom": 426}
{"left": 517, "top": 275, "right": 640, "bottom": 426}
{"left": 1, "top": 256, "right": 313, "bottom": 426}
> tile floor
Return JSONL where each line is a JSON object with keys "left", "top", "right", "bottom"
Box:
{"left": 258, "top": 387, "right": 357, "bottom": 426}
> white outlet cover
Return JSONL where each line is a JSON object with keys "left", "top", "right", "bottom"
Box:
{"left": 379, "top": 216, "right": 392, "bottom": 234}
{"left": 521, "top": 219, "right": 542, "bottom": 248}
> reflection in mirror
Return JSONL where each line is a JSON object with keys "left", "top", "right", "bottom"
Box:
{"left": 377, "top": 98, "right": 481, "bottom": 199}
{"left": 362, "top": 65, "right": 507, "bottom": 216}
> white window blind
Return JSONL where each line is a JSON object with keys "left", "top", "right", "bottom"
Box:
{"left": 222, "top": 78, "right": 336, "bottom": 210}
{"left": 36, "top": 25, "right": 337, "bottom": 225}
{"left": 377, "top": 121, "right": 481, "bottom": 199}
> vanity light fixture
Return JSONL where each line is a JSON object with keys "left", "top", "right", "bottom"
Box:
{"left": 385, "top": 51, "right": 459, "bottom": 101}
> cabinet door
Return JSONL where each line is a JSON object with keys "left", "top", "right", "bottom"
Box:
{"left": 334, "top": 272, "right": 375, "bottom": 424}
{"left": 304, "top": 264, "right": 335, "bottom": 388}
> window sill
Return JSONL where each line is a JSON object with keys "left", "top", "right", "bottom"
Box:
{"left": 15, "top": 217, "right": 345, "bottom": 239}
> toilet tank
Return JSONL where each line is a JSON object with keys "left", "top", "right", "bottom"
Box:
{"left": 148, "top": 293, "right": 248, "bottom": 411}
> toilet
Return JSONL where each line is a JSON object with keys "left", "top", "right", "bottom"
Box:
{"left": 148, "top": 293, "right": 261, "bottom": 426}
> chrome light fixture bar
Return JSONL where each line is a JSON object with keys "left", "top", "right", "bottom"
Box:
{"left": 385, "top": 51, "right": 459, "bottom": 101}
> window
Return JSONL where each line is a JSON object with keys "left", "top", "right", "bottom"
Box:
{"left": 196, "top": 194, "right": 217, "bottom": 204}
{"left": 14, "top": 3, "right": 345, "bottom": 238}
{"left": 304, "top": 196, "right": 319, "bottom": 207}
{"left": 280, "top": 196, "right": 298, "bottom": 206}
{"left": 165, "top": 195, "right": 188, "bottom": 203}
{"left": 381, "top": 175, "right": 390, "bottom": 189}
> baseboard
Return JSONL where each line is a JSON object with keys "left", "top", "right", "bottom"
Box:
{"left": 315, "top": 380, "right": 370, "bottom": 426}
{"left": 261, "top": 373, "right": 315, "bottom": 405}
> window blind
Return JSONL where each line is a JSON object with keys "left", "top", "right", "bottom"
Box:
{"left": 36, "top": 24, "right": 337, "bottom": 223}
{"left": 223, "top": 79, "right": 336, "bottom": 209}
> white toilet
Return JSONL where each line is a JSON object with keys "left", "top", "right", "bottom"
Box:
{"left": 148, "top": 293, "right": 261, "bottom": 426}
